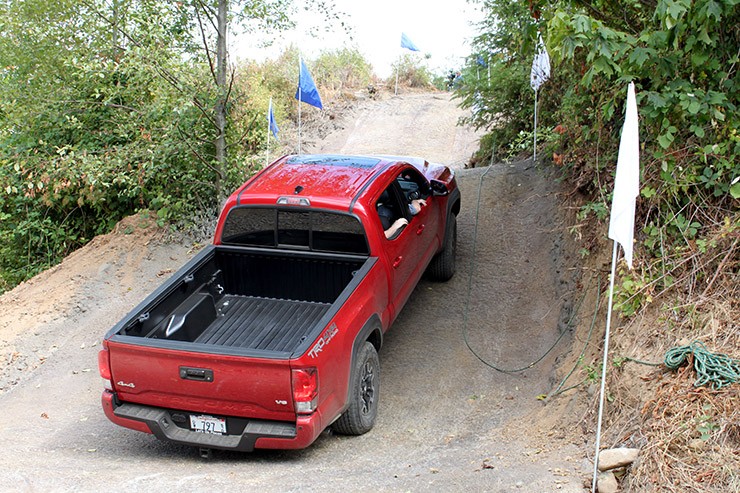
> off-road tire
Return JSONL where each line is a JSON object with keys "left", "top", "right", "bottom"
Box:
{"left": 331, "top": 342, "right": 380, "bottom": 436}
{"left": 426, "top": 214, "right": 457, "bottom": 281}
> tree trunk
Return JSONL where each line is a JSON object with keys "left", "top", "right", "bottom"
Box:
{"left": 214, "top": 0, "right": 228, "bottom": 195}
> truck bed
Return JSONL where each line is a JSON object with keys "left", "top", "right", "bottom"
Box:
{"left": 195, "top": 295, "right": 330, "bottom": 351}
{"left": 113, "top": 245, "right": 368, "bottom": 356}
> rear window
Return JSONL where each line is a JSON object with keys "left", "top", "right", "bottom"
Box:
{"left": 221, "top": 207, "right": 369, "bottom": 255}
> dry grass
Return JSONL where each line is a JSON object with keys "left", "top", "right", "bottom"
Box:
{"left": 553, "top": 200, "right": 739, "bottom": 491}
{"left": 629, "top": 365, "right": 740, "bottom": 492}
{"left": 604, "top": 279, "right": 739, "bottom": 491}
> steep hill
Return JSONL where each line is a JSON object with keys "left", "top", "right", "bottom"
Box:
{"left": 0, "top": 90, "right": 596, "bottom": 491}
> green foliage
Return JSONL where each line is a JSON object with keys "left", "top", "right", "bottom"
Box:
{"left": 504, "top": 126, "right": 557, "bottom": 160}
{"left": 458, "top": 1, "right": 559, "bottom": 160}
{"left": 468, "top": 0, "right": 739, "bottom": 314}
{"left": 0, "top": 0, "right": 350, "bottom": 293}
{"left": 392, "top": 54, "right": 433, "bottom": 88}
{"left": 613, "top": 270, "right": 652, "bottom": 317}
{"left": 461, "top": 57, "right": 533, "bottom": 145}
{"left": 695, "top": 408, "right": 720, "bottom": 441}
{"left": 578, "top": 201, "right": 609, "bottom": 222}
{"left": 313, "top": 47, "right": 373, "bottom": 91}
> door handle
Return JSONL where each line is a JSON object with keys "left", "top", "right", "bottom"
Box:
{"left": 416, "top": 224, "right": 425, "bottom": 235}
{"left": 392, "top": 256, "right": 403, "bottom": 268}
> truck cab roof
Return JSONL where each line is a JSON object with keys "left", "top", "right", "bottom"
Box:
{"left": 231, "top": 154, "right": 437, "bottom": 211}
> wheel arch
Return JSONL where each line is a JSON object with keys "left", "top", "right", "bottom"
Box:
{"left": 335, "top": 314, "right": 383, "bottom": 419}
{"left": 448, "top": 187, "right": 461, "bottom": 217}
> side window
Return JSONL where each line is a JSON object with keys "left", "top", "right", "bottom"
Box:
{"left": 396, "top": 168, "right": 430, "bottom": 203}
{"left": 376, "top": 185, "right": 406, "bottom": 240}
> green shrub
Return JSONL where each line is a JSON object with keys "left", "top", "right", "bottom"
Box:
{"left": 391, "top": 54, "right": 433, "bottom": 88}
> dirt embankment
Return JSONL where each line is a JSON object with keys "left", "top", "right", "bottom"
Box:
{"left": 0, "top": 90, "right": 599, "bottom": 492}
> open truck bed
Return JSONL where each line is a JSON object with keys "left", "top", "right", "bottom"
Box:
{"left": 195, "top": 295, "right": 329, "bottom": 351}
{"left": 114, "top": 245, "right": 369, "bottom": 357}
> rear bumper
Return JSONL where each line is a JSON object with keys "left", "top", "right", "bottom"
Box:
{"left": 101, "top": 391, "right": 323, "bottom": 451}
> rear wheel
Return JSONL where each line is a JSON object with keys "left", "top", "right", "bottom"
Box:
{"left": 426, "top": 214, "right": 457, "bottom": 281}
{"left": 331, "top": 342, "right": 380, "bottom": 436}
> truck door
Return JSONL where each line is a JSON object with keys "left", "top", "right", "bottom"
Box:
{"left": 376, "top": 170, "right": 436, "bottom": 319}
{"left": 397, "top": 168, "right": 440, "bottom": 272}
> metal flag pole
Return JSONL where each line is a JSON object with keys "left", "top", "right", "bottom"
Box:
{"left": 533, "top": 88, "right": 538, "bottom": 160}
{"left": 266, "top": 97, "right": 272, "bottom": 167}
{"left": 297, "top": 57, "right": 302, "bottom": 155}
{"left": 591, "top": 241, "right": 619, "bottom": 492}
{"left": 591, "top": 82, "right": 640, "bottom": 492}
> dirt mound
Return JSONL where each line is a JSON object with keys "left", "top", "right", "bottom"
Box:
{"left": 0, "top": 212, "right": 193, "bottom": 393}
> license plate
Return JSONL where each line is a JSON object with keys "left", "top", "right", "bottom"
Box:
{"left": 189, "top": 414, "right": 226, "bottom": 435}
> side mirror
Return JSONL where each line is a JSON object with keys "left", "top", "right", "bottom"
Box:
{"left": 430, "top": 179, "right": 449, "bottom": 196}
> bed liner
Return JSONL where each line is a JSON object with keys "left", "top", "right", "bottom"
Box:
{"left": 195, "top": 295, "right": 330, "bottom": 352}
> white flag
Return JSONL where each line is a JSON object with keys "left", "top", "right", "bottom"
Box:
{"left": 530, "top": 34, "right": 550, "bottom": 91}
{"left": 608, "top": 82, "right": 640, "bottom": 268}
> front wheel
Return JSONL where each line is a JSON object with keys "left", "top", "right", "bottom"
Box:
{"left": 331, "top": 342, "right": 380, "bottom": 436}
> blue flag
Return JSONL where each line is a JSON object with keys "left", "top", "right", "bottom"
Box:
{"left": 400, "top": 32, "right": 420, "bottom": 52}
{"left": 295, "top": 59, "right": 323, "bottom": 109}
{"left": 477, "top": 55, "right": 488, "bottom": 68}
{"left": 267, "top": 98, "right": 279, "bottom": 138}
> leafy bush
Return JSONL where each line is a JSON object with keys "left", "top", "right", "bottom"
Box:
{"left": 0, "top": 0, "right": 376, "bottom": 293}
{"left": 0, "top": 0, "right": 255, "bottom": 292}
{"left": 313, "top": 47, "right": 373, "bottom": 91}
{"left": 465, "top": 0, "right": 739, "bottom": 315}
{"left": 391, "top": 54, "right": 433, "bottom": 88}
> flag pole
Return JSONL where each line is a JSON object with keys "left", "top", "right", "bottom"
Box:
{"left": 533, "top": 88, "right": 538, "bottom": 160}
{"left": 592, "top": 82, "right": 640, "bottom": 492}
{"left": 266, "top": 97, "right": 272, "bottom": 167}
{"left": 298, "top": 57, "right": 302, "bottom": 154}
{"left": 592, "top": 241, "right": 619, "bottom": 492}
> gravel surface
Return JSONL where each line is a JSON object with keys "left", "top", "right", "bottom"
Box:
{"left": 0, "top": 91, "right": 589, "bottom": 492}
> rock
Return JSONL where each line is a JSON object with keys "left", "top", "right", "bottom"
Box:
{"left": 597, "top": 471, "right": 618, "bottom": 493}
{"left": 598, "top": 447, "right": 640, "bottom": 471}
{"left": 688, "top": 438, "right": 706, "bottom": 451}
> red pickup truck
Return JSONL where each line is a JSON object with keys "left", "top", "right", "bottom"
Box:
{"left": 98, "top": 154, "right": 460, "bottom": 454}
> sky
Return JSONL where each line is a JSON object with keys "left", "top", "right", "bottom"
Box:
{"left": 232, "top": 0, "right": 482, "bottom": 78}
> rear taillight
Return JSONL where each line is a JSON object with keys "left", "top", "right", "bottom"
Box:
{"left": 98, "top": 346, "right": 112, "bottom": 391}
{"left": 291, "top": 368, "right": 318, "bottom": 414}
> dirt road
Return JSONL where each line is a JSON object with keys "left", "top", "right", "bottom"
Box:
{"left": 0, "top": 92, "right": 588, "bottom": 492}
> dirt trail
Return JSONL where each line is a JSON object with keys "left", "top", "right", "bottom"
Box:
{"left": 0, "top": 91, "right": 589, "bottom": 492}
{"left": 312, "top": 92, "right": 481, "bottom": 169}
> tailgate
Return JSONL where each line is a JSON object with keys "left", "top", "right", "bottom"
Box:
{"left": 107, "top": 341, "right": 295, "bottom": 421}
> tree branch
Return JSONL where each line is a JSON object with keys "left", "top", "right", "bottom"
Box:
{"left": 176, "top": 124, "right": 224, "bottom": 180}
{"left": 191, "top": 96, "right": 219, "bottom": 128}
{"left": 226, "top": 113, "right": 259, "bottom": 149}
{"left": 194, "top": 2, "right": 218, "bottom": 86}
{"left": 54, "top": 100, "right": 143, "bottom": 114}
